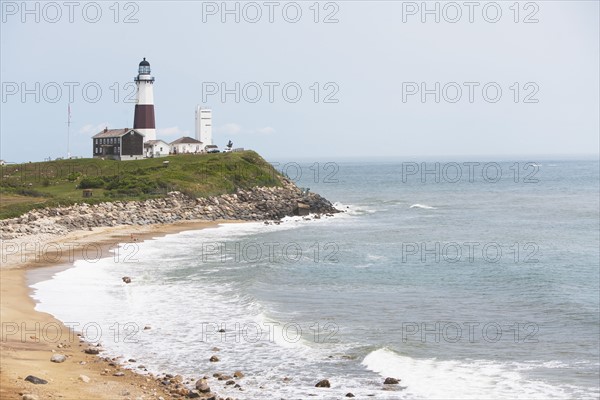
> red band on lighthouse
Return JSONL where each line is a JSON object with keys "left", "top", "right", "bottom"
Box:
{"left": 134, "top": 105, "right": 156, "bottom": 129}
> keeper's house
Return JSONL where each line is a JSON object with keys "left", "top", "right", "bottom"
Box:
{"left": 92, "top": 128, "right": 144, "bottom": 161}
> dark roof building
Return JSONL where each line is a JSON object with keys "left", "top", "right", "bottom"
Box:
{"left": 92, "top": 128, "right": 144, "bottom": 161}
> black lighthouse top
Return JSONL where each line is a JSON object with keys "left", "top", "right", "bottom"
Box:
{"left": 138, "top": 58, "right": 151, "bottom": 75}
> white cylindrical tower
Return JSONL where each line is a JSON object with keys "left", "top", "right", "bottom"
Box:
{"left": 195, "top": 106, "right": 212, "bottom": 147}
{"left": 134, "top": 58, "right": 156, "bottom": 142}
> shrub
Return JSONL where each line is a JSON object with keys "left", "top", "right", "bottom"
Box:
{"left": 79, "top": 177, "right": 105, "bottom": 189}
{"left": 67, "top": 172, "right": 81, "bottom": 182}
{"left": 15, "top": 188, "right": 46, "bottom": 197}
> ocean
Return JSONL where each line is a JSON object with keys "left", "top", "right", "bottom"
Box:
{"left": 30, "top": 159, "right": 600, "bottom": 399}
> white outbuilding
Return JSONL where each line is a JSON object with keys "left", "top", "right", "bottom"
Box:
{"left": 170, "top": 137, "right": 203, "bottom": 154}
{"left": 144, "top": 140, "right": 170, "bottom": 158}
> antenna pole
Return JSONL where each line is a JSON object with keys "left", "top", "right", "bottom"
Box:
{"left": 67, "top": 103, "right": 71, "bottom": 159}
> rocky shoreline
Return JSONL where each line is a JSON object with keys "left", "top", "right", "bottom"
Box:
{"left": 0, "top": 179, "right": 339, "bottom": 240}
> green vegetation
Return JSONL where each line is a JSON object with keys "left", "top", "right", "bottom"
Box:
{"left": 0, "top": 151, "right": 283, "bottom": 219}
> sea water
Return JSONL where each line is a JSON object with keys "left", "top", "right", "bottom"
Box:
{"left": 31, "top": 159, "right": 600, "bottom": 399}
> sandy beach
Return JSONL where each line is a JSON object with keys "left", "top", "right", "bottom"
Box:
{"left": 1, "top": 220, "right": 224, "bottom": 400}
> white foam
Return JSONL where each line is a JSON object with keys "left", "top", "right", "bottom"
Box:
{"left": 409, "top": 204, "right": 436, "bottom": 210}
{"left": 362, "top": 348, "right": 596, "bottom": 399}
{"left": 333, "top": 202, "right": 377, "bottom": 216}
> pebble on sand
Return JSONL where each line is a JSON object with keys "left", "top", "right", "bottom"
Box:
{"left": 24, "top": 375, "right": 47, "bottom": 385}
{"left": 50, "top": 354, "right": 67, "bottom": 363}
{"left": 195, "top": 379, "right": 211, "bottom": 393}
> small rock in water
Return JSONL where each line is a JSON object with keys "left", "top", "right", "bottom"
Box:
{"left": 79, "top": 374, "right": 90, "bottom": 383}
{"left": 122, "top": 276, "right": 131, "bottom": 284}
{"left": 315, "top": 379, "right": 330, "bottom": 388}
{"left": 209, "top": 355, "right": 219, "bottom": 362}
{"left": 144, "top": 325, "right": 151, "bottom": 330}
{"left": 226, "top": 380, "right": 235, "bottom": 385}
{"left": 345, "top": 393, "right": 355, "bottom": 398}
{"left": 128, "top": 358, "right": 136, "bottom": 362}
{"left": 24, "top": 375, "right": 47, "bottom": 385}
{"left": 233, "top": 371, "right": 244, "bottom": 379}
{"left": 113, "top": 371, "right": 125, "bottom": 377}
{"left": 384, "top": 377, "right": 400, "bottom": 384}
{"left": 218, "top": 328, "right": 226, "bottom": 333}
{"left": 50, "top": 354, "right": 67, "bottom": 363}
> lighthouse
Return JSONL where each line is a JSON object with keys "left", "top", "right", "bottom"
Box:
{"left": 133, "top": 58, "right": 156, "bottom": 142}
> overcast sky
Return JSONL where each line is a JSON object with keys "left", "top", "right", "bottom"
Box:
{"left": 1, "top": 1, "right": 598, "bottom": 162}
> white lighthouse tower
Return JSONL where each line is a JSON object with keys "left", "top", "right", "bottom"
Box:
{"left": 195, "top": 106, "right": 212, "bottom": 147}
{"left": 133, "top": 58, "right": 156, "bottom": 142}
